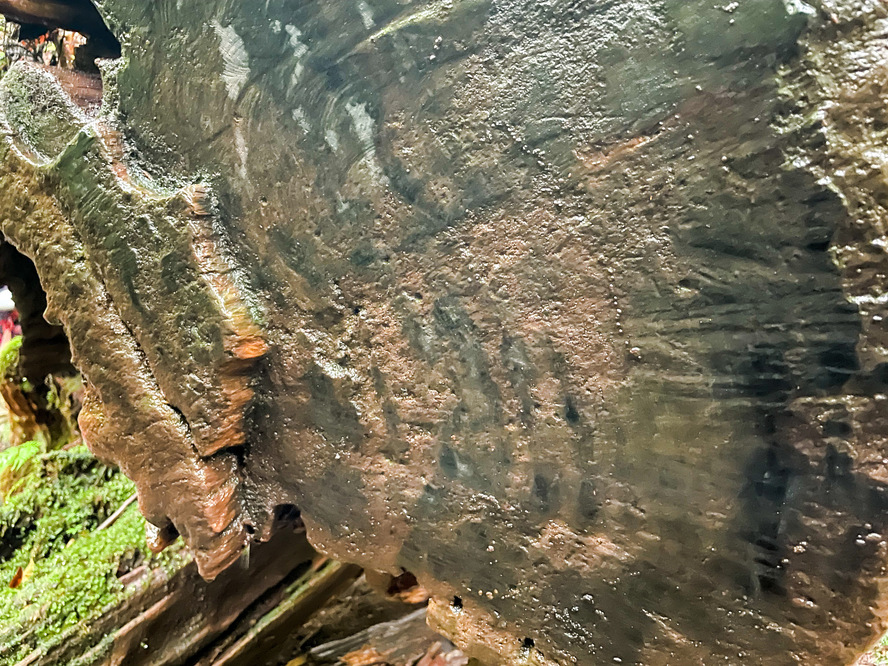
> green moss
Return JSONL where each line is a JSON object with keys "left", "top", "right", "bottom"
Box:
{"left": 860, "top": 632, "right": 888, "bottom": 665}
{"left": 0, "top": 335, "right": 22, "bottom": 381}
{"left": 0, "top": 440, "right": 42, "bottom": 500}
{"left": 0, "top": 335, "right": 36, "bottom": 423}
{"left": 0, "top": 446, "right": 188, "bottom": 663}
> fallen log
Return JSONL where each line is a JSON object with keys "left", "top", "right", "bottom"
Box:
{"left": 3, "top": 0, "right": 888, "bottom": 664}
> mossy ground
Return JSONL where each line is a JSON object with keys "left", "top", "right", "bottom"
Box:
{"left": 0, "top": 336, "right": 22, "bottom": 381}
{"left": 0, "top": 338, "right": 188, "bottom": 664}
{"left": 0, "top": 443, "right": 187, "bottom": 664}
{"left": 862, "top": 634, "right": 888, "bottom": 666}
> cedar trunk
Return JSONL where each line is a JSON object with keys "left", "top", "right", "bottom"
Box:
{"left": 0, "top": 1, "right": 886, "bottom": 664}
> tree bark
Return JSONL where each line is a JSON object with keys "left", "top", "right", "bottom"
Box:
{"left": 2, "top": 1, "right": 888, "bottom": 664}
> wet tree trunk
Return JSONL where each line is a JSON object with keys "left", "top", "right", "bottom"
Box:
{"left": 2, "top": 0, "right": 888, "bottom": 664}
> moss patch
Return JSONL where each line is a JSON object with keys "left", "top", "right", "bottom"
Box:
{"left": 0, "top": 336, "right": 22, "bottom": 382}
{"left": 0, "top": 444, "right": 187, "bottom": 663}
{"left": 861, "top": 633, "right": 888, "bottom": 666}
{"left": 0, "top": 440, "right": 41, "bottom": 500}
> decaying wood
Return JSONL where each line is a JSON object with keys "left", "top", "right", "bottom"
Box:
{"left": 24, "top": 526, "right": 322, "bottom": 666}
{"left": 308, "top": 609, "right": 466, "bottom": 666}
{"left": 195, "top": 560, "right": 362, "bottom": 666}
{"left": 3, "top": 0, "right": 888, "bottom": 664}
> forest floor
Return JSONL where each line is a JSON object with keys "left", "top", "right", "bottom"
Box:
{"left": 858, "top": 634, "right": 888, "bottom": 666}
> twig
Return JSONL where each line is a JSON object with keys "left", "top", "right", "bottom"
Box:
{"left": 13, "top": 647, "right": 40, "bottom": 666}
{"left": 97, "top": 493, "right": 137, "bottom": 531}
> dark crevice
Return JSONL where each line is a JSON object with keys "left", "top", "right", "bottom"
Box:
{"left": 0, "top": 240, "right": 74, "bottom": 382}
{"left": 739, "top": 442, "right": 794, "bottom": 597}
{"left": 386, "top": 570, "right": 419, "bottom": 597}
{"left": 273, "top": 503, "right": 301, "bottom": 523}
{"left": 0, "top": 526, "right": 28, "bottom": 564}
{"left": 0, "top": 0, "right": 121, "bottom": 60}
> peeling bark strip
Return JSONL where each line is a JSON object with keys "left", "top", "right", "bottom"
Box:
{"left": 4, "top": 0, "right": 888, "bottom": 664}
